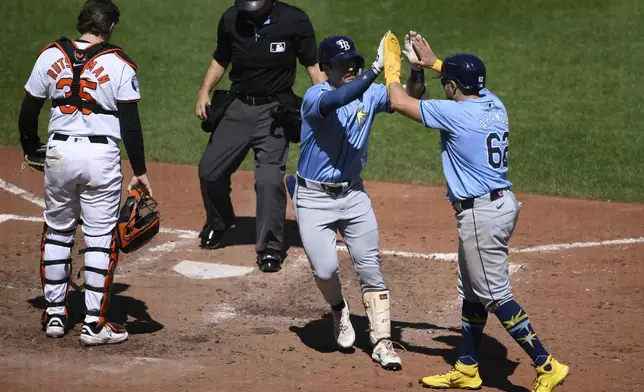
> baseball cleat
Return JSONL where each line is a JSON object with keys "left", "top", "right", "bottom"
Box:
{"left": 43, "top": 313, "right": 67, "bottom": 338}
{"left": 331, "top": 299, "right": 355, "bottom": 348}
{"left": 420, "top": 361, "right": 482, "bottom": 389}
{"left": 531, "top": 355, "right": 569, "bottom": 392}
{"left": 371, "top": 339, "right": 402, "bottom": 371}
{"left": 79, "top": 321, "right": 128, "bottom": 346}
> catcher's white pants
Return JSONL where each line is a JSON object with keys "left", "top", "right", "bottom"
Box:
{"left": 42, "top": 134, "right": 122, "bottom": 324}
{"left": 44, "top": 134, "right": 122, "bottom": 236}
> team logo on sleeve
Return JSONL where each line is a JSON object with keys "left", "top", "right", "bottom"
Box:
{"left": 131, "top": 75, "right": 140, "bottom": 92}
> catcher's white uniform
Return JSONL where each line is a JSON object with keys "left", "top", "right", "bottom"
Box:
{"left": 25, "top": 39, "right": 139, "bottom": 341}
{"left": 26, "top": 40, "right": 140, "bottom": 236}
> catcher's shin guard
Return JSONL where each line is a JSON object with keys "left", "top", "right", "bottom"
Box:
{"left": 362, "top": 290, "right": 392, "bottom": 345}
{"left": 80, "top": 230, "right": 119, "bottom": 328}
{"left": 40, "top": 224, "right": 75, "bottom": 326}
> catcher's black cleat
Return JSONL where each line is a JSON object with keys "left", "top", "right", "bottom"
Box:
{"left": 42, "top": 313, "right": 67, "bottom": 338}
{"left": 200, "top": 226, "right": 224, "bottom": 249}
{"left": 258, "top": 250, "right": 282, "bottom": 273}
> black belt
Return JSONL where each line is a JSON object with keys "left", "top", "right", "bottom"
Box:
{"left": 454, "top": 188, "right": 509, "bottom": 211}
{"left": 237, "top": 94, "right": 277, "bottom": 106}
{"left": 296, "top": 175, "right": 354, "bottom": 197}
{"left": 53, "top": 133, "right": 108, "bottom": 144}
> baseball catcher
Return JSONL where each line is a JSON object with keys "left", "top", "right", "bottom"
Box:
{"left": 18, "top": 0, "right": 155, "bottom": 346}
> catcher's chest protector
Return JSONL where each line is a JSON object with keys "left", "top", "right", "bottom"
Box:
{"left": 47, "top": 37, "right": 127, "bottom": 116}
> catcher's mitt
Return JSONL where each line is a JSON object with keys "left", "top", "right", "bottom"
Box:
{"left": 22, "top": 144, "right": 47, "bottom": 172}
{"left": 116, "top": 184, "right": 160, "bottom": 253}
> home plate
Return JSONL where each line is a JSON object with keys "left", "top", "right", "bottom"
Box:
{"left": 172, "top": 260, "right": 254, "bottom": 279}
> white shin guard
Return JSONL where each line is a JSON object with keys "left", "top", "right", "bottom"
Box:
{"left": 41, "top": 226, "right": 75, "bottom": 315}
{"left": 362, "top": 290, "right": 392, "bottom": 345}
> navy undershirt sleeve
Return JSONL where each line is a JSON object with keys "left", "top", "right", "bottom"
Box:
{"left": 318, "top": 68, "right": 378, "bottom": 117}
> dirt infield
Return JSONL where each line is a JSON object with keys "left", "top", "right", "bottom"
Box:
{"left": 1, "top": 146, "right": 643, "bottom": 392}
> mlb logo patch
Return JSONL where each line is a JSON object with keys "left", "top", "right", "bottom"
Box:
{"left": 270, "top": 42, "right": 286, "bottom": 53}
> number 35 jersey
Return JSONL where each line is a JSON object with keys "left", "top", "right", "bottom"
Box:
{"left": 419, "top": 88, "right": 512, "bottom": 202}
{"left": 24, "top": 40, "right": 140, "bottom": 140}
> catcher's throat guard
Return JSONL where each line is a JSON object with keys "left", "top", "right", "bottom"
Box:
{"left": 116, "top": 185, "right": 160, "bottom": 253}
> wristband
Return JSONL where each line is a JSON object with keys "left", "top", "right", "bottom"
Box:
{"left": 431, "top": 59, "right": 443, "bottom": 73}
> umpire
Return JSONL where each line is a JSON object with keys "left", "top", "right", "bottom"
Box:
{"left": 195, "top": 0, "right": 325, "bottom": 273}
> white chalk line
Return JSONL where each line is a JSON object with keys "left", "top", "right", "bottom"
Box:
{"left": 0, "top": 214, "right": 644, "bottom": 261}
{"left": 1, "top": 178, "right": 643, "bottom": 260}
{"left": 3, "top": 212, "right": 643, "bottom": 261}
{"left": 0, "top": 179, "right": 46, "bottom": 208}
{"left": 513, "top": 237, "right": 644, "bottom": 253}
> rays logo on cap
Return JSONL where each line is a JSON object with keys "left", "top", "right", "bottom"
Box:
{"left": 336, "top": 39, "right": 350, "bottom": 51}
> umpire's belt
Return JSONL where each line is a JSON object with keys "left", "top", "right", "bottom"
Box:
{"left": 452, "top": 188, "right": 509, "bottom": 212}
{"left": 237, "top": 94, "right": 277, "bottom": 106}
{"left": 53, "top": 133, "right": 108, "bottom": 144}
{"left": 296, "top": 175, "right": 355, "bottom": 197}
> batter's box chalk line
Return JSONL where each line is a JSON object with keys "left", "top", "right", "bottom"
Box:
{"left": 1, "top": 178, "right": 643, "bottom": 261}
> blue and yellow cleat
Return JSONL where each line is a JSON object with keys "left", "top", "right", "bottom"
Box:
{"left": 532, "top": 355, "right": 569, "bottom": 392}
{"left": 420, "top": 361, "right": 483, "bottom": 389}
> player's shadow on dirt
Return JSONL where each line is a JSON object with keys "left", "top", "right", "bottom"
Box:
{"left": 290, "top": 314, "right": 529, "bottom": 392}
{"left": 27, "top": 283, "right": 164, "bottom": 335}
{"left": 220, "top": 216, "right": 302, "bottom": 253}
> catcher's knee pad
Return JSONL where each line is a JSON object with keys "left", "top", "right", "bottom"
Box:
{"left": 362, "top": 290, "right": 392, "bottom": 345}
{"left": 80, "top": 231, "right": 119, "bottom": 327}
{"left": 40, "top": 224, "right": 75, "bottom": 316}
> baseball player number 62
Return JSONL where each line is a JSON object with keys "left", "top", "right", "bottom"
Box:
{"left": 486, "top": 131, "right": 509, "bottom": 169}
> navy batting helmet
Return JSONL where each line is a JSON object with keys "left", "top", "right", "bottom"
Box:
{"left": 318, "top": 35, "right": 365, "bottom": 71}
{"left": 435, "top": 53, "right": 486, "bottom": 92}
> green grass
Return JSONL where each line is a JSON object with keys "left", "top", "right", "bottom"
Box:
{"left": 1, "top": 0, "right": 642, "bottom": 201}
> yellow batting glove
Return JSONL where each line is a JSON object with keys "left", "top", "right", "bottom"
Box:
{"left": 383, "top": 32, "right": 402, "bottom": 86}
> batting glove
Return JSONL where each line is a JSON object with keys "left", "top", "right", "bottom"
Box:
{"left": 403, "top": 31, "right": 422, "bottom": 70}
{"left": 371, "top": 30, "right": 390, "bottom": 74}
{"left": 383, "top": 31, "right": 402, "bottom": 86}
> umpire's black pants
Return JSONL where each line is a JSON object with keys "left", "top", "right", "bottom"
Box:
{"left": 198, "top": 98, "right": 288, "bottom": 254}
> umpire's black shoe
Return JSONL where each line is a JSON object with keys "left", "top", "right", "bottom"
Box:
{"left": 200, "top": 226, "right": 224, "bottom": 249}
{"left": 257, "top": 250, "right": 282, "bottom": 273}
{"left": 198, "top": 222, "right": 209, "bottom": 239}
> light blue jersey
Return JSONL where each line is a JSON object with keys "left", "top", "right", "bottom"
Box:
{"left": 297, "top": 81, "right": 389, "bottom": 183}
{"left": 419, "top": 88, "right": 512, "bottom": 201}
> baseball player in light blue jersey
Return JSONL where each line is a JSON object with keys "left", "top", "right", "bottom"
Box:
{"left": 384, "top": 33, "right": 570, "bottom": 391}
{"left": 290, "top": 32, "right": 425, "bottom": 370}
